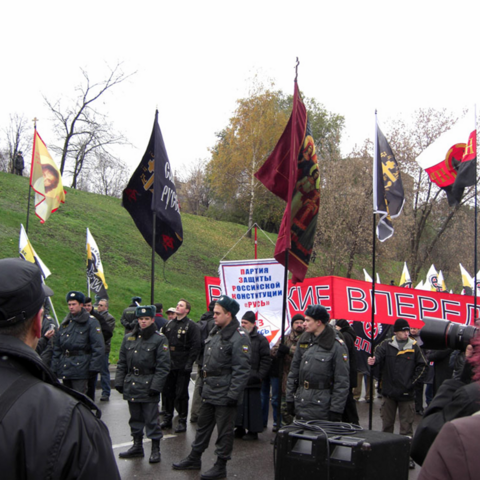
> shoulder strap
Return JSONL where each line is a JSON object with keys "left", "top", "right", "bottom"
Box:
{"left": 0, "top": 374, "right": 42, "bottom": 423}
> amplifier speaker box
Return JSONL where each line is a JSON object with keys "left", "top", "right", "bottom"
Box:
{"left": 274, "top": 427, "right": 410, "bottom": 480}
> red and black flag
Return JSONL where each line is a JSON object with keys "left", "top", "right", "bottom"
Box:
{"left": 373, "top": 123, "right": 405, "bottom": 242}
{"left": 122, "top": 110, "right": 183, "bottom": 261}
{"left": 255, "top": 82, "right": 319, "bottom": 283}
{"left": 416, "top": 115, "right": 477, "bottom": 206}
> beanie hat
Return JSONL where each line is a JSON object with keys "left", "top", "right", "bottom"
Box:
{"left": 242, "top": 311, "right": 256, "bottom": 323}
{"left": 394, "top": 318, "right": 410, "bottom": 332}
{"left": 291, "top": 313, "right": 305, "bottom": 326}
{"left": 305, "top": 305, "right": 330, "bottom": 324}
{"left": 335, "top": 319, "right": 350, "bottom": 330}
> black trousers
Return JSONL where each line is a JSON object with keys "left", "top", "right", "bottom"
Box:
{"left": 164, "top": 369, "right": 191, "bottom": 418}
{"left": 128, "top": 401, "right": 163, "bottom": 440}
{"left": 191, "top": 402, "right": 237, "bottom": 460}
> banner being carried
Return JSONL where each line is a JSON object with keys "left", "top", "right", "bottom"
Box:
{"left": 219, "top": 259, "right": 286, "bottom": 346}
{"left": 86, "top": 228, "right": 108, "bottom": 300}
{"left": 206, "top": 275, "right": 479, "bottom": 328}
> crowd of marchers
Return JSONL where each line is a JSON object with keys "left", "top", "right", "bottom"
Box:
{"left": 1, "top": 256, "right": 480, "bottom": 480}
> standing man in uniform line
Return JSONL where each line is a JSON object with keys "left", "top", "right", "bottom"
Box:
{"left": 286, "top": 305, "right": 350, "bottom": 422}
{"left": 51, "top": 291, "right": 105, "bottom": 395}
{"left": 0, "top": 258, "right": 120, "bottom": 479}
{"left": 115, "top": 305, "right": 170, "bottom": 464}
{"left": 120, "top": 296, "right": 142, "bottom": 333}
{"left": 161, "top": 298, "right": 201, "bottom": 433}
{"left": 173, "top": 295, "right": 251, "bottom": 480}
{"left": 368, "top": 318, "right": 427, "bottom": 470}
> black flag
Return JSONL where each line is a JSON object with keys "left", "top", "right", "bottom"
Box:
{"left": 373, "top": 125, "right": 405, "bottom": 242}
{"left": 122, "top": 111, "right": 183, "bottom": 261}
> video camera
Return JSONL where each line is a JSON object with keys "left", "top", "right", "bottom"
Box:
{"left": 420, "top": 317, "right": 478, "bottom": 351}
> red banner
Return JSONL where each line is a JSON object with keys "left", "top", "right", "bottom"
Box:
{"left": 205, "top": 275, "right": 478, "bottom": 327}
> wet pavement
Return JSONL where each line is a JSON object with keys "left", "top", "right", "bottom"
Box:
{"left": 98, "top": 378, "right": 423, "bottom": 480}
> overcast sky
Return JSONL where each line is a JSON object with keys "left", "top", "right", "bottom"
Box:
{"left": 2, "top": 1, "right": 479, "bottom": 177}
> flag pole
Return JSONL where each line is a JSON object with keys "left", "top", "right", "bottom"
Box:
{"left": 474, "top": 105, "right": 478, "bottom": 319}
{"left": 151, "top": 210, "right": 156, "bottom": 305}
{"left": 369, "top": 111, "right": 379, "bottom": 430}
{"left": 26, "top": 121, "right": 38, "bottom": 235}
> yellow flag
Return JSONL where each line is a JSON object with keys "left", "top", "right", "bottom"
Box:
{"left": 30, "top": 130, "right": 65, "bottom": 223}
{"left": 19, "top": 224, "right": 51, "bottom": 278}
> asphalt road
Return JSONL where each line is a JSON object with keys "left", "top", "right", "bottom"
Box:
{"left": 96, "top": 377, "right": 424, "bottom": 480}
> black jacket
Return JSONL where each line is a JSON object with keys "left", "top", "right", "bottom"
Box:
{"left": 338, "top": 324, "right": 358, "bottom": 388}
{"left": 161, "top": 316, "right": 201, "bottom": 371}
{"left": 246, "top": 326, "right": 271, "bottom": 388}
{"left": 201, "top": 317, "right": 251, "bottom": 405}
{"left": 373, "top": 335, "right": 427, "bottom": 401}
{"left": 115, "top": 324, "right": 170, "bottom": 403}
{"left": 0, "top": 336, "right": 120, "bottom": 480}
{"left": 52, "top": 309, "right": 105, "bottom": 380}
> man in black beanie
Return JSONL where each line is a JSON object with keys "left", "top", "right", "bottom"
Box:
{"left": 272, "top": 313, "right": 305, "bottom": 425}
{"left": 368, "top": 318, "right": 427, "bottom": 469}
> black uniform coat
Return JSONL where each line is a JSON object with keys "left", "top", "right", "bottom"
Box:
{"left": 115, "top": 324, "right": 170, "bottom": 403}
{"left": 201, "top": 317, "right": 251, "bottom": 406}
{"left": 52, "top": 309, "right": 105, "bottom": 380}
{"left": 0, "top": 336, "right": 120, "bottom": 480}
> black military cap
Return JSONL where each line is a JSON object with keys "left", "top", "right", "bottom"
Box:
{"left": 136, "top": 305, "right": 156, "bottom": 318}
{"left": 216, "top": 296, "right": 240, "bottom": 317}
{"left": 0, "top": 258, "right": 53, "bottom": 326}
{"left": 305, "top": 304, "right": 330, "bottom": 324}
{"left": 66, "top": 291, "right": 85, "bottom": 304}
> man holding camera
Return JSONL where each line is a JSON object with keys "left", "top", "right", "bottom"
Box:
{"left": 368, "top": 318, "right": 427, "bottom": 469}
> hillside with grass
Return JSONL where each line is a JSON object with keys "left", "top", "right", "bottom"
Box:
{"left": 0, "top": 172, "right": 291, "bottom": 361}
{"left": 0, "top": 172, "right": 415, "bottom": 361}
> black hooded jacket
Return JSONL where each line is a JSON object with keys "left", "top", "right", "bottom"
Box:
{"left": 0, "top": 335, "right": 120, "bottom": 479}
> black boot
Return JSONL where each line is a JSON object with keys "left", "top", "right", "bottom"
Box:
{"left": 119, "top": 435, "right": 144, "bottom": 458}
{"left": 175, "top": 399, "right": 188, "bottom": 433}
{"left": 201, "top": 457, "right": 227, "bottom": 480}
{"left": 149, "top": 439, "right": 161, "bottom": 464}
{"left": 161, "top": 397, "right": 174, "bottom": 428}
{"left": 175, "top": 418, "right": 187, "bottom": 433}
{"left": 172, "top": 451, "right": 202, "bottom": 470}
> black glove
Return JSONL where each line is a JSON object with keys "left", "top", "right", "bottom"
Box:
{"left": 89, "top": 371, "right": 100, "bottom": 376}
{"left": 247, "top": 373, "right": 262, "bottom": 386}
{"left": 226, "top": 398, "right": 237, "bottom": 407}
{"left": 328, "top": 411, "right": 342, "bottom": 422}
{"left": 286, "top": 402, "right": 295, "bottom": 416}
{"left": 148, "top": 388, "right": 160, "bottom": 397}
{"left": 115, "top": 385, "right": 124, "bottom": 394}
{"left": 184, "top": 368, "right": 192, "bottom": 376}
{"left": 277, "top": 343, "right": 290, "bottom": 356}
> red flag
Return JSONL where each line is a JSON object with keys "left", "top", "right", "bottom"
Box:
{"left": 255, "top": 82, "right": 319, "bottom": 283}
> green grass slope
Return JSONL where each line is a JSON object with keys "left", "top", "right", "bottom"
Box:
{"left": 1, "top": 172, "right": 301, "bottom": 361}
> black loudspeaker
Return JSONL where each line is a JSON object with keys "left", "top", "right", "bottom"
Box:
{"left": 274, "top": 427, "right": 410, "bottom": 480}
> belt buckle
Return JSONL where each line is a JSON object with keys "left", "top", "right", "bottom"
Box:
{"left": 133, "top": 367, "right": 140, "bottom": 376}
{"left": 203, "top": 371, "right": 207, "bottom": 378}
{"left": 65, "top": 350, "right": 70, "bottom": 358}
{"left": 304, "top": 380, "right": 309, "bottom": 389}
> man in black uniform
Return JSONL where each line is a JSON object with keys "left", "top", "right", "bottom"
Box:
{"left": 161, "top": 298, "right": 201, "bottom": 432}
{"left": 0, "top": 258, "right": 120, "bottom": 479}
{"left": 173, "top": 295, "right": 251, "bottom": 480}
{"left": 115, "top": 305, "right": 170, "bottom": 464}
{"left": 120, "top": 296, "right": 142, "bottom": 333}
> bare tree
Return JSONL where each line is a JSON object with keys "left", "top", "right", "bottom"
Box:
{"left": 44, "top": 63, "right": 134, "bottom": 185}
{"left": 3, "top": 113, "right": 31, "bottom": 174}
{"left": 77, "top": 152, "right": 130, "bottom": 198}
{"left": 178, "top": 160, "right": 212, "bottom": 215}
